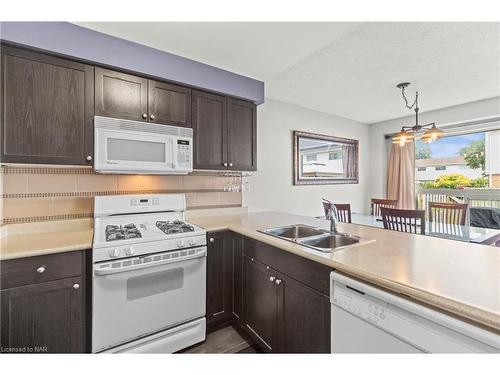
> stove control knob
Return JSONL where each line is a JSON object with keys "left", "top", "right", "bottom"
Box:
{"left": 177, "top": 240, "right": 185, "bottom": 248}
{"left": 189, "top": 239, "right": 197, "bottom": 246}
{"left": 109, "top": 249, "right": 120, "bottom": 258}
{"left": 125, "top": 247, "right": 135, "bottom": 256}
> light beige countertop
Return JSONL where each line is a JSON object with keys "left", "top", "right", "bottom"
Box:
{"left": 1, "top": 211, "right": 498, "bottom": 333}
{"left": 0, "top": 219, "right": 94, "bottom": 260}
{"left": 189, "top": 212, "right": 500, "bottom": 333}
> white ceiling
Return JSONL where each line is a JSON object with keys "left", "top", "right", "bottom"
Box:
{"left": 76, "top": 22, "right": 500, "bottom": 123}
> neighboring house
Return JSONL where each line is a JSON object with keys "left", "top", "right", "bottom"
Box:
{"left": 485, "top": 130, "right": 500, "bottom": 188}
{"left": 415, "top": 156, "right": 483, "bottom": 182}
{"left": 301, "top": 144, "right": 344, "bottom": 177}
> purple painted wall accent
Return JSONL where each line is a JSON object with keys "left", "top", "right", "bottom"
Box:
{"left": 0, "top": 22, "right": 264, "bottom": 104}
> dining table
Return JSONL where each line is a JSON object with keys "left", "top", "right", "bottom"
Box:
{"left": 350, "top": 213, "right": 500, "bottom": 246}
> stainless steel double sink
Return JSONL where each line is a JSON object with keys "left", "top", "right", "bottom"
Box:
{"left": 259, "top": 224, "right": 364, "bottom": 253}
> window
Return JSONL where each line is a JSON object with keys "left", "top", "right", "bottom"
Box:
{"left": 417, "top": 167, "right": 426, "bottom": 171}
{"left": 329, "top": 152, "right": 341, "bottom": 160}
{"left": 306, "top": 154, "right": 317, "bottom": 162}
{"left": 435, "top": 166, "right": 446, "bottom": 171}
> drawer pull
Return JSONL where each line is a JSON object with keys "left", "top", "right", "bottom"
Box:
{"left": 36, "top": 266, "right": 46, "bottom": 274}
{"left": 73, "top": 283, "right": 80, "bottom": 290}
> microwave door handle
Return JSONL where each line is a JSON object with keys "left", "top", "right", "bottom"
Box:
{"left": 94, "top": 249, "right": 206, "bottom": 276}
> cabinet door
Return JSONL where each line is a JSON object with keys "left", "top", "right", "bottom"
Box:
{"left": 277, "top": 272, "right": 330, "bottom": 353}
{"left": 226, "top": 98, "right": 257, "bottom": 171}
{"left": 243, "top": 256, "right": 278, "bottom": 352}
{"left": 95, "top": 67, "right": 148, "bottom": 121}
{"left": 0, "top": 276, "right": 84, "bottom": 353}
{"left": 192, "top": 90, "right": 226, "bottom": 170}
{"left": 1, "top": 45, "right": 94, "bottom": 165}
{"left": 206, "top": 232, "right": 233, "bottom": 331}
{"left": 231, "top": 233, "right": 244, "bottom": 324}
{"left": 148, "top": 80, "right": 191, "bottom": 127}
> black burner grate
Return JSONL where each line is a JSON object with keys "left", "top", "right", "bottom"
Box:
{"left": 105, "top": 223, "right": 142, "bottom": 242}
{"left": 156, "top": 220, "right": 195, "bottom": 235}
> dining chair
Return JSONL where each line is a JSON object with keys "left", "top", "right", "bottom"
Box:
{"left": 428, "top": 202, "right": 468, "bottom": 226}
{"left": 380, "top": 207, "right": 426, "bottom": 235}
{"left": 371, "top": 198, "right": 398, "bottom": 216}
{"left": 322, "top": 199, "right": 352, "bottom": 223}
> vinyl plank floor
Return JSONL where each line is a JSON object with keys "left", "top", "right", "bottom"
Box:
{"left": 181, "top": 325, "right": 252, "bottom": 354}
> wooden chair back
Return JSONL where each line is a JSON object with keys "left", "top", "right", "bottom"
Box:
{"left": 381, "top": 207, "right": 426, "bottom": 235}
{"left": 322, "top": 200, "right": 352, "bottom": 223}
{"left": 371, "top": 198, "right": 398, "bottom": 216}
{"left": 428, "top": 202, "right": 468, "bottom": 226}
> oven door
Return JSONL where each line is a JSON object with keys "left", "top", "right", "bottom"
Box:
{"left": 92, "top": 247, "right": 206, "bottom": 353}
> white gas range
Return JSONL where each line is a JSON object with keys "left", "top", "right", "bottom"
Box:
{"left": 92, "top": 194, "right": 207, "bottom": 353}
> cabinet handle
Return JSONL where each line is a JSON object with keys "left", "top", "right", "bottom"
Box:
{"left": 142, "top": 113, "right": 147, "bottom": 119}
{"left": 36, "top": 266, "right": 46, "bottom": 274}
{"left": 86, "top": 155, "right": 93, "bottom": 162}
{"left": 223, "top": 162, "right": 228, "bottom": 167}
{"left": 275, "top": 279, "right": 282, "bottom": 285}
{"left": 150, "top": 114, "right": 155, "bottom": 120}
{"left": 269, "top": 276, "right": 276, "bottom": 282}
{"left": 209, "top": 238, "right": 214, "bottom": 243}
{"left": 228, "top": 162, "right": 233, "bottom": 167}
{"left": 73, "top": 283, "right": 80, "bottom": 290}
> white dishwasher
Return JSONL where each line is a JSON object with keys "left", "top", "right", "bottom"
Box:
{"left": 330, "top": 272, "right": 500, "bottom": 353}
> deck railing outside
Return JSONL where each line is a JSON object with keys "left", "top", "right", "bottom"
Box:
{"left": 416, "top": 187, "right": 500, "bottom": 224}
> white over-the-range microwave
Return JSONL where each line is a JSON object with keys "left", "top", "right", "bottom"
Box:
{"left": 94, "top": 116, "right": 193, "bottom": 174}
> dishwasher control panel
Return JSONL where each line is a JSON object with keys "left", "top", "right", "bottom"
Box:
{"left": 331, "top": 281, "right": 388, "bottom": 326}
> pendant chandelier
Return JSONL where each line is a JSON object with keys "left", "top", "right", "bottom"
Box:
{"left": 392, "top": 82, "right": 444, "bottom": 146}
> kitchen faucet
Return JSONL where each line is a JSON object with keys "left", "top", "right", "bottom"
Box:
{"left": 323, "top": 199, "right": 339, "bottom": 233}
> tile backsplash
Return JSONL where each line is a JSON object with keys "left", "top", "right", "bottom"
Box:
{"left": 1, "top": 166, "right": 242, "bottom": 224}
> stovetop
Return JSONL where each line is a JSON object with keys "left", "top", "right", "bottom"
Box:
{"left": 156, "top": 220, "right": 195, "bottom": 235}
{"left": 105, "top": 224, "right": 142, "bottom": 242}
{"left": 93, "top": 212, "right": 205, "bottom": 248}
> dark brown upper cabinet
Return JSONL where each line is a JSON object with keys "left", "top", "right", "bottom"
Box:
{"left": 148, "top": 80, "right": 191, "bottom": 127}
{"left": 226, "top": 98, "right": 257, "bottom": 171}
{"left": 192, "top": 91, "right": 257, "bottom": 171}
{"left": 192, "top": 90, "right": 227, "bottom": 170}
{"left": 95, "top": 68, "right": 148, "bottom": 122}
{"left": 1, "top": 45, "right": 94, "bottom": 165}
{"left": 95, "top": 68, "right": 192, "bottom": 127}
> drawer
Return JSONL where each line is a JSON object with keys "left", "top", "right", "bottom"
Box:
{"left": 0, "top": 251, "right": 83, "bottom": 289}
{"left": 243, "top": 237, "right": 332, "bottom": 296}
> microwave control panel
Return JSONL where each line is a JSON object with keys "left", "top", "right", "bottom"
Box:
{"left": 176, "top": 139, "right": 192, "bottom": 168}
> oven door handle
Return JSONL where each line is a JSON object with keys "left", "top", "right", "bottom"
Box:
{"left": 94, "top": 249, "right": 206, "bottom": 276}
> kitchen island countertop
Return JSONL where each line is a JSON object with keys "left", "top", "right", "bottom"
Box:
{"left": 189, "top": 211, "right": 500, "bottom": 333}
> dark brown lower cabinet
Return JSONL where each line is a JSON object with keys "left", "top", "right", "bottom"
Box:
{"left": 206, "top": 231, "right": 233, "bottom": 331}
{"left": 242, "top": 237, "right": 331, "bottom": 353}
{"left": 0, "top": 250, "right": 87, "bottom": 353}
{"left": 276, "top": 272, "right": 330, "bottom": 353}
{"left": 1, "top": 277, "right": 84, "bottom": 353}
{"left": 243, "top": 256, "right": 278, "bottom": 352}
{"left": 230, "top": 233, "right": 244, "bottom": 324}
{"left": 206, "top": 232, "right": 331, "bottom": 353}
